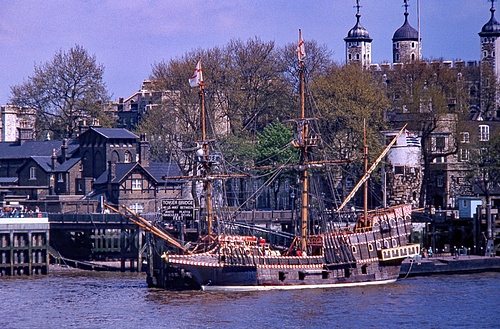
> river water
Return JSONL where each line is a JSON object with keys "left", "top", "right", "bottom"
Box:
{"left": 0, "top": 269, "right": 498, "bottom": 329}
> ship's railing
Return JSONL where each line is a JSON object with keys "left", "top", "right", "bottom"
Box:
{"left": 218, "top": 220, "right": 295, "bottom": 247}
{"left": 378, "top": 244, "right": 420, "bottom": 261}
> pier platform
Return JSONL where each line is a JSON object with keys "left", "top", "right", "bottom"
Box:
{"left": 400, "top": 255, "right": 500, "bottom": 277}
{"left": 0, "top": 215, "right": 50, "bottom": 276}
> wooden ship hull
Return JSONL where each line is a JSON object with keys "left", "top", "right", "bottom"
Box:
{"left": 147, "top": 205, "right": 419, "bottom": 290}
{"left": 141, "top": 33, "right": 420, "bottom": 291}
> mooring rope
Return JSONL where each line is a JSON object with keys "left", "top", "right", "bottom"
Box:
{"left": 401, "top": 258, "right": 414, "bottom": 279}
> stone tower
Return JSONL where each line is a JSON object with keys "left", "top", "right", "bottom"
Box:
{"left": 479, "top": 1, "right": 500, "bottom": 119}
{"left": 344, "top": 0, "right": 372, "bottom": 67}
{"left": 392, "top": 0, "right": 420, "bottom": 64}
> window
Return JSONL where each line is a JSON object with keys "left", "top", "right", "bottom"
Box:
{"left": 433, "top": 156, "right": 446, "bottom": 163}
{"left": 435, "top": 137, "right": 445, "bottom": 152}
{"left": 124, "top": 152, "right": 131, "bottom": 163}
{"left": 394, "top": 166, "right": 405, "bottom": 175}
{"left": 29, "top": 167, "right": 36, "bottom": 180}
{"left": 460, "top": 132, "right": 470, "bottom": 143}
{"left": 129, "top": 203, "right": 144, "bottom": 213}
{"left": 411, "top": 42, "right": 415, "bottom": 48}
{"left": 132, "top": 179, "right": 142, "bottom": 190}
{"left": 479, "top": 125, "right": 490, "bottom": 141}
{"left": 57, "top": 173, "right": 64, "bottom": 182}
{"left": 437, "top": 176, "right": 444, "bottom": 187}
{"left": 76, "top": 180, "right": 83, "bottom": 192}
{"left": 460, "top": 149, "right": 469, "bottom": 162}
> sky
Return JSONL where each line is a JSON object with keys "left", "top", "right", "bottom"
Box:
{"left": 0, "top": 1, "right": 491, "bottom": 105}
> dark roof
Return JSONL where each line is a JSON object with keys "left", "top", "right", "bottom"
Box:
{"left": 344, "top": 14, "right": 372, "bottom": 41}
{"left": 88, "top": 127, "right": 138, "bottom": 140}
{"left": 0, "top": 177, "right": 18, "bottom": 184}
{"left": 0, "top": 139, "right": 78, "bottom": 160}
{"left": 17, "top": 156, "right": 81, "bottom": 174}
{"left": 30, "top": 156, "right": 53, "bottom": 172}
{"left": 393, "top": 13, "right": 418, "bottom": 41}
{"left": 145, "top": 162, "right": 183, "bottom": 183}
{"left": 54, "top": 157, "right": 81, "bottom": 172}
{"left": 94, "top": 162, "right": 137, "bottom": 185}
{"left": 94, "top": 161, "right": 183, "bottom": 185}
{"left": 480, "top": 6, "right": 500, "bottom": 36}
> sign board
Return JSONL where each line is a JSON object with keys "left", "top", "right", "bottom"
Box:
{"left": 161, "top": 199, "right": 194, "bottom": 221}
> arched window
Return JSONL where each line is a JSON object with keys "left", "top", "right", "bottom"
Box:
{"left": 124, "top": 151, "right": 132, "bottom": 163}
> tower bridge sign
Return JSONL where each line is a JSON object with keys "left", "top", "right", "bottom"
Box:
{"left": 161, "top": 199, "right": 194, "bottom": 221}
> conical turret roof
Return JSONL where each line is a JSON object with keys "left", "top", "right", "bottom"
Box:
{"left": 345, "top": 13, "right": 372, "bottom": 42}
{"left": 393, "top": 11, "right": 418, "bottom": 41}
{"left": 480, "top": 5, "right": 500, "bottom": 36}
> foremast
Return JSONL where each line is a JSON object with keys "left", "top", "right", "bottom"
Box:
{"left": 198, "top": 84, "right": 215, "bottom": 234}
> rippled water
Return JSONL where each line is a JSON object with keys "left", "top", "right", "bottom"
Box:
{"left": 0, "top": 270, "right": 498, "bottom": 329}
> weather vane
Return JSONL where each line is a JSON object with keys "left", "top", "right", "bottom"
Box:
{"left": 403, "top": 0, "right": 409, "bottom": 14}
{"left": 354, "top": 0, "right": 361, "bottom": 15}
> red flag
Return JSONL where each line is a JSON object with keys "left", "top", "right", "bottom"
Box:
{"left": 297, "top": 29, "right": 306, "bottom": 62}
{"left": 189, "top": 60, "right": 204, "bottom": 88}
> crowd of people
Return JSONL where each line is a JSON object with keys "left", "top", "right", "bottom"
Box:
{"left": 0, "top": 206, "right": 41, "bottom": 218}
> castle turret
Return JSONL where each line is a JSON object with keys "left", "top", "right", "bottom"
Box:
{"left": 392, "top": 0, "right": 420, "bottom": 63}
{"left": 479, "top": 0, "right": 500, "bottom": 119}
{"left": 344, "top": 0, "right": 372, "bottom": 68}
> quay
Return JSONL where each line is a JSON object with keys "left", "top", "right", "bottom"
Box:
{"left": 1, "top": 211, "right": 144, "bottom": 276}
{"left": 0, "top": 214, "right": 49, "bottom": 276}
{"left": 400, "top": 255, "right": 500, "bottom": 278}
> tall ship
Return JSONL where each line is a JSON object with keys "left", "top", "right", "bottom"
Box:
{"left": 112, "top": 31, "right": 419, "bottom": 291}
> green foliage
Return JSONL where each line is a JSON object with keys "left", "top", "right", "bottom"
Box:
{"left": 256, "top": 119, "right": 298, "bottom": 167}
{"left": 217, "top": 133, "right": 257, "bottom": 169}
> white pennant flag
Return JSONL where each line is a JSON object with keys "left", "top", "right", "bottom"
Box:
{"left": 297, "top": 29, "right": 306, "bottom": 62}
{"left": 188, "top": 60, "right": 204, "bottom": 88}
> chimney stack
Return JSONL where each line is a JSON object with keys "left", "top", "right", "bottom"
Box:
{"left": 139, "top": 133, "right": 150, "bottom": 167}
{"left": 61, "top": 139, "right": 68, "bottom": 162}
{"left": 51, "top": 149, "right": 57, "bottom": 170}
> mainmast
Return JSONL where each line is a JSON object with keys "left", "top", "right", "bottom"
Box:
{"left": 299, "top": 30, "right": 308, "bottom": 252}
{"left": 295, "top": 29, "right": 317, "bottom": 252}
{"left": 363, "top": 119, "right": 368, "bottom": 227}
{"left": 189, "top": 60, "right": 213, "bottom": 235}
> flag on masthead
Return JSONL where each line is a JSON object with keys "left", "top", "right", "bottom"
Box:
{"left": 297, "top": 29, "right": 306, "bottom": 62}
{"left": 189, "top": 60, "right": 204, "bottom": 87}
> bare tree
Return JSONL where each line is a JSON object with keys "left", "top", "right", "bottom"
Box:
{"left": 311, "top": 64, "right": 390, "bottom": 206}
{"left": 10, "top": 45, "right": 111, "bottom": 139}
